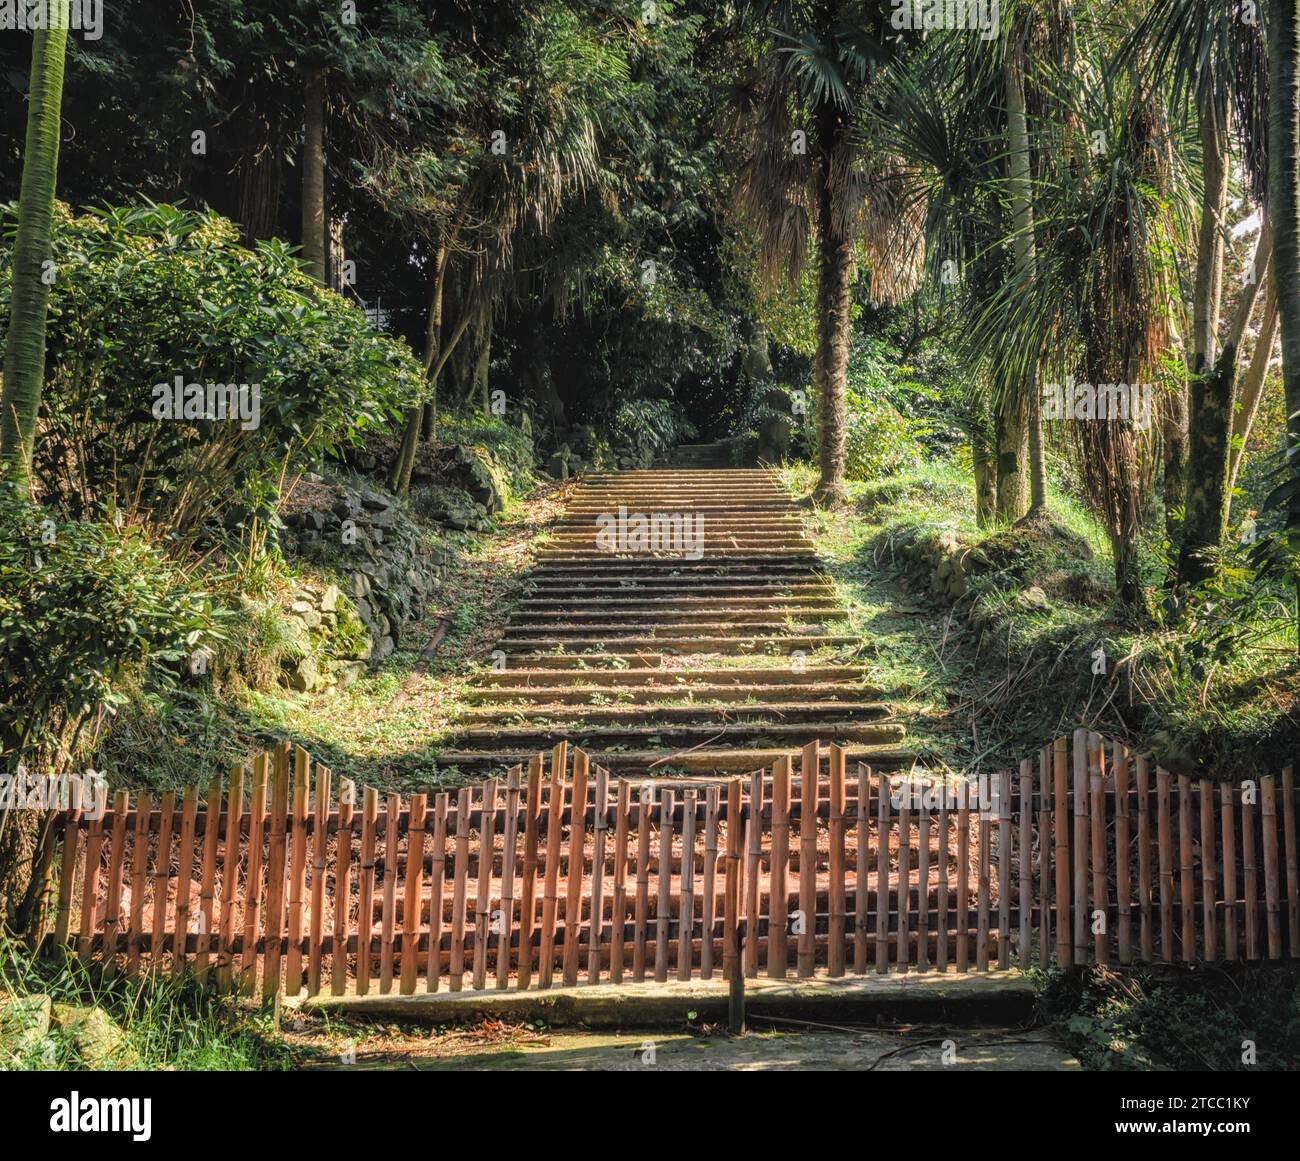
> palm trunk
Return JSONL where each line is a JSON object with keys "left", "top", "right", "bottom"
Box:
{"left": 813, "top": 109, "right": 851, "bottom": 506}
{"left": 1178, "top": 212, "right": 1271, "bottom": 586}
{"left": 1270, "top": 0, "right": 1300, "bottom": 566}
{"left": 1006, "top": 54, "right": 1047, "bottom": 515}
{"left": 300, "top": 67, "right": 328, "bottom": 285}
{"left": 1227, "top": 280, "right": 1280, "bottom": 499}
{"left": 994, "top": 401, "right": 1029, "bottom": 521}
{"left": 0, "top": 8, "right": 69, "bottom": 487}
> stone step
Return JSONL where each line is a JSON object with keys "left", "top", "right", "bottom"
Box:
{"left": 477, "top": 666, "right": 868, "bottom": 686}
{"left": 461, "top": 701, "right": 892, "bottom": 724}
{"left": 464, "top": 681, "right": 881, "bottom": 703}
{"left": 440, "top": 721, "right": 906, "bottom": 748}
{"left": 432, "top": 745, "right": 916, "bottom": 775}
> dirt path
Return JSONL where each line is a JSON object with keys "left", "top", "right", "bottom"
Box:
{"left": 433, "top": 468, "right": 911, "bottom": 777}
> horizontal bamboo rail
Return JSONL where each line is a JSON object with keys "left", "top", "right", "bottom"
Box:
{"left": 22, "top": 729, "right": 1300, "bottom": 994}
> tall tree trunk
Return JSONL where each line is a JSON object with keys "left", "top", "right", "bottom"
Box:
{"left": 1270, "top": 0, "right": 1300, "bottom": 564}
{"left": 1006, "top": 53, "right": 1047, "bottom": 515}
{"left": 1178, "top": 212, "right": 1272, "bottom": 586}
{"left": 813, "top": 115, "right": 852, "bottom": 506}
{"left": 1192, "top": 94, "right": 1231, "bottom": 371}
{"left": 0, "top": 6, "right": 69, "bottom": 488}
{"left": 1227, "top": 280, "right": 1280, "bottom": 499}
{"left": 994, "top": 402, "right": 1029, "bottom": 521}
{"left": 300, "top": 67, "right": 328, "bottom": 285}
{"left": 973, "top": 436, "right": 997, "bottom": 528}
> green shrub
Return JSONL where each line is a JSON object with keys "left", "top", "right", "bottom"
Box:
{"left": 0, "top": 202, "right": 422, "bottom": 544}
{"left": 0, "top": 488, "right": 217, "bottom": 769}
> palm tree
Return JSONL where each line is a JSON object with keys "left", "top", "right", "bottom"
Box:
{"left": 0, "top": 4, "right": 70, "bottom": 488}
{"left": 732, "top": 2, "right": 910, "bottom": 505}
{"left": 1269, "top": 0, "right": 1300, "bottom": 554}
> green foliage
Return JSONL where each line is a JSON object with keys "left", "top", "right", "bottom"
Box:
{"left": 0, "top": 487, "right": 217, "bottom": 768}
{"left": 843, "top": 337, "right": 926, "bottom": 481}
{"left": 611, "top": 399, "right": 698, "bottom": 462}
{"left": 0, "top": 931, "right": 292, "bottom": 1070}
{"left": 0, "top": 202, "right": 421, "bottom": 542}
{"left": 1039, "top": 965, "right": 1300, "bottom": 1071}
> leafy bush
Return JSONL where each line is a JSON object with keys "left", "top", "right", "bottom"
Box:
{"left": 843, "top": 337, "right": 926, "bottom": 482}
{"left": 0, "top": 488, "right": 216, "bottom": 769}
{"left": 0, "top": 202, "right": 422, "bottom": 545}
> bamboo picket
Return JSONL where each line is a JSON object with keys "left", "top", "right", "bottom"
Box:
{"left": 30, "top": 732, "right": 1300, "bottom": 996}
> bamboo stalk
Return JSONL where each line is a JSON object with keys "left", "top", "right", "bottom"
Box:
{"left": 101, "top": 791, "right": 131, "bottom": 978}
{"left": 473, "top": 780, "right": 498, "bottom": 991}
{"left": 722, "top": 778, "right": 743, "bottom": 984}
{"left": 241, "top": 757, "right": 269, "bottom": 995}
{"left": 170, "top": 788, "right": 197, "bottom": 980}
{"left": 449, "top": 786, "right": 471, "bottom": 990}
{"left": 1157, "top": 768, "right": 1173, "bottom": 963}
{"left": 355, "top": 787, "right": 378, "bottom": 996}
{"left": 1114, "top": 746, "right": 1131, "bottom": 965}
{"left": 426, "top": 793, "right": 448, "bottom": 993}
{"left": 977, "top": 778, "right": 991, "bottom": 972}
{"left": 500, "top": 768, "right": 522, "bottom": 990}
{"left": 1018, "top": 760, "right": 1032, "bottom": 968}
{"left": 1072, "top": 730, "right": 1089, "bottom": 964}
{"left": 379, "top": 792, "right": 400, "bottom": 993}
{"left": 744, "top": 769, "right": 762, "bottom": 978}
{"left": 285, "top": 751, "right": 310, "bottom": 996}
{"left": 516, "top": 755, "right": 543, "bottom": 989}
{"left": 149, "top": 789, "right": 175, "bottom": 969}
{"left": 1038, "top": 747, "right": 1051, "bottom": 969}
{"left": 1199, "top": 778, "right": 1216, "bottom": 962}
{"left": 126, "top": 791, "right": 151, "bottom": 978}
{"left": 633, "top": 782, "right": 652, "bottom": 982}
{"left": 76, "top": 783, "right": 107, "bottom": 962}
{"left": 307, "top": 764, "right": 331, "bottom": 997}
{"left": 1053, "top": 737, "right": 1070, "bottom": 967}
{"left": 998, "top": 768, "right": 1012, "bottom": 971}
{"left": 678, "top": 786, "right": 697, "bottom": 982}
{"left": 52, "top": 776, "right": 83, "bottom": 952}
{"left": 1222, "top": 783, "right": 1238, "bottom": 962}
{"left": 1089, "top": 735, "right": 1107, "bottom": 966}
{"left": 194, "top": 774, "right": 221, "bottom": 984}
{"left": 897, "top": 773, "right": 912, "bottom": 972}
{"left": 798, "top": 742, "right": 819, "bottom": 978}
{"left": 828, "top": 745, "right": 847, "bottom": 977}
{"left": 402, "top": 792, "right": 426, "bottom": 995}
{"left": 539, "top": 743, "right": 567, "bottom": 988}
{"left": 610, "top": 779, "right": 631, "bottom": 985}
{"left": 1243, "top": 784, "right": 1259, "bottom": 960}
{"left": 1261, "top": 776, "right": 1282, "bottom": 960}
{"left": 937, "top": 775, "right": 949, "bottom": 973}
{"left": 956, "top": 777, "right": 970, "bottom": 973}
{"left": 655, "top": 785, "right": 675, "bottom": 983}
{"left": 218, "top": 768, "right": 244, "bottom": 992}
{"left": 588, "top": 766, "right": 609, "bottom": 985}
{"left": 261, "top": 744, "right": 290, "bottom": 999}
{"left": 769, "top": 755, "right": 791, "bottom": 979}
{"left": 1178, "top": 774, "right": 1194, "bottom": 961}
{"left": 700, "top": 784, "right": 720, "bottom": 980}
{"left": 877, "top": 768, "right": 891, "bottom": 974}
{"left": 562, "top": 752, "right": 588, "bottom": 987}
{"left": 1136, "top": 756, "right": 1152, "bottom": 962}
{"left": 332, "top": 779, "right": 355, "bottom": 996}
{"left": 1283, "top": 767, "right": 1299, "bottom": 958}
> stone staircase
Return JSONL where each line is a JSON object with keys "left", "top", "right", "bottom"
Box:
{"left": 434, "top": 469, "right": 911, "bottom": 775}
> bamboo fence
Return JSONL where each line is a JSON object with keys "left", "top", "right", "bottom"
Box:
{"left": 22, "top": 730, "right": 1300, "bottom": 995}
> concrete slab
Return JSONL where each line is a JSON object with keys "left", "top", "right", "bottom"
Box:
{"left": 299, "top": 969, "right": 1036, "bottom": 1029}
